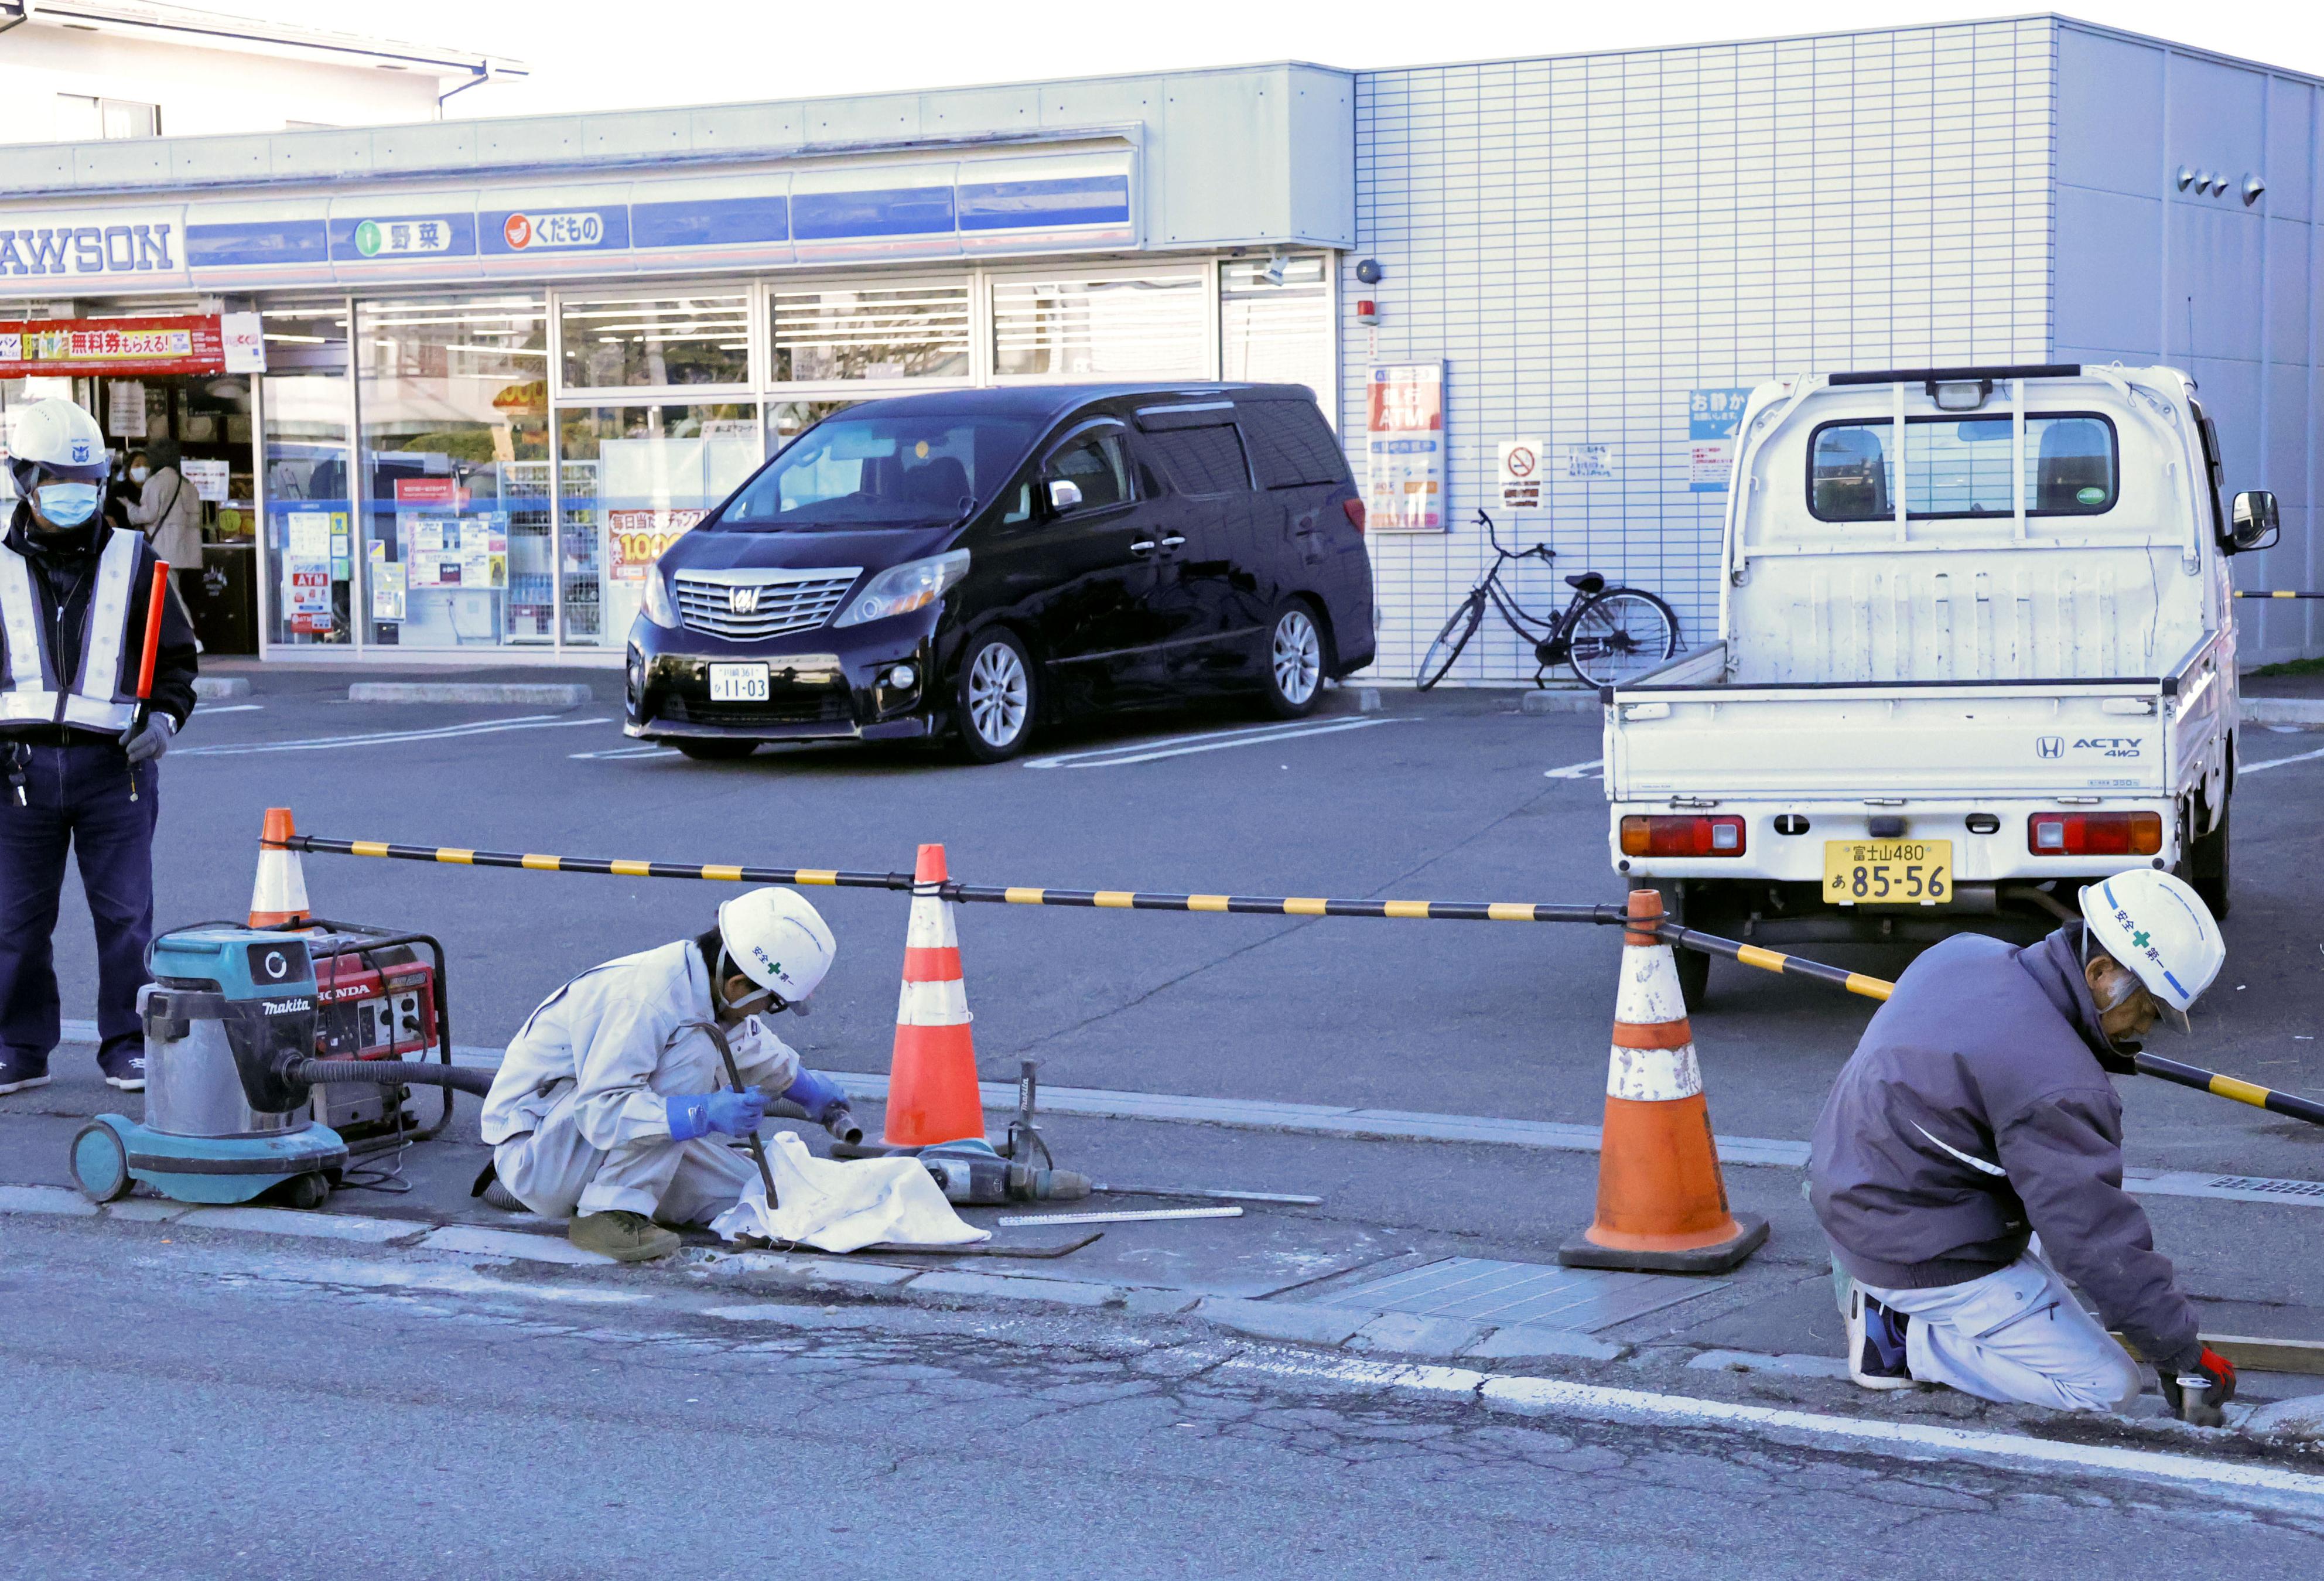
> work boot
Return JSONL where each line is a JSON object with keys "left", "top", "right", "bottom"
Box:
{"left": 0, "top": 1048, "right": 50, "bottom": 1096}
{"left": 569, "top": 1210, "right": 681, "bottom": 1263}
{"left": 98, "top": 1045, "right": 146, "bottom": 1092}
{"left": 1846, "top": 1285, "right": 1913, "bottom": 1390}
{"left": 480, "top": 1179, "right": 526, "bottom": 1213}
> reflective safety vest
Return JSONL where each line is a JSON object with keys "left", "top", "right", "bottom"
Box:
{"left": 0, "top": 527, "right": 142, "bottom": 732}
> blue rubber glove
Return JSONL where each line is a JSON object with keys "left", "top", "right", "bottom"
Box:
{"left": 781, "top": 1067, "right": 849, "bottom": 1125}
{"left": 666, "top": 1087, "right": 766, "bottom": 1142}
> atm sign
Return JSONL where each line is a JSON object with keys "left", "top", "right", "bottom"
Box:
{"left": 502, "top": 211, "right": 604, "bottom": 250}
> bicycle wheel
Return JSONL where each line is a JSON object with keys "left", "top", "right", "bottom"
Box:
{"left": 1416, "top": 592, "right": 1488, "bottom": 689}
{"left": 1564, "top": 588, "right": 1679, "bottom": 687}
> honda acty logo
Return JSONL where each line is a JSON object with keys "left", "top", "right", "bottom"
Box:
{"left": 2036, "top": 736, "right": 2064, "bottom": 759}
{"left": 729, "top": 585, "right": 761, "bottom": 616}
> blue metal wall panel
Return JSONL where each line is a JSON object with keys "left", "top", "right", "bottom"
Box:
{"left": 956, "top": 175, "right": 1129, "bottom": 231}
{"left": 791, "top": 185, "right": 956, "bottom": 240}
{"left": 184, "top": 217, "right": 329, "bottom": 269}
{"left": 630, "top": 195, "right": 789, "bottom": 248}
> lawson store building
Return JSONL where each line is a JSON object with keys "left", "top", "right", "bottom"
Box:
{"left": 1, "top": 15, "right": 2319, "bottom": 675}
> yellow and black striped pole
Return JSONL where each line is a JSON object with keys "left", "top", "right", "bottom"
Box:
{"left": 278, "top": 831, "right": 2322, "bottom": 1128}
{"left": 2233, "top": 590, "right": 2324, "bottom": 599}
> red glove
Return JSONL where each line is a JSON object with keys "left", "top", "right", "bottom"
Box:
{"left": 2161, "top": 1345, "right": 2237, "bottom": 1426}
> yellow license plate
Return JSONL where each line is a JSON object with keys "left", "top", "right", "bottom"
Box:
{"left": 1823, "top": 839, "right": 1952, "bottom": 907}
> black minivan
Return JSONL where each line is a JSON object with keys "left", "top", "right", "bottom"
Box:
{"left": 626, "top": 383, "right": 1375, "bottom": 762}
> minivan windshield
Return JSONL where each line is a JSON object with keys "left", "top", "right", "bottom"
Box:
{"left": 712, "top": 414, "right": 1038, "bottom": 532}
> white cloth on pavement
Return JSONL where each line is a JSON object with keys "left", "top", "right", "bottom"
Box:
{"left": 482, "top": 940, "right": 802, "bottom": 1221}
{"left": 710, "top": 1131, "right": 989, "bottom": 1253}
{"left": 1861, "top": 1248, "right": 2145, "bottom": 1414}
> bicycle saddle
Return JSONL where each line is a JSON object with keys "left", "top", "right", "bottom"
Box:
{"left": 1565, "top": 572, "right": 1606, "bottom": 594}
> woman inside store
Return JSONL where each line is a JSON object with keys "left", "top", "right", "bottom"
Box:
{"left": 126, "top": 438, "right": 203, "bottom": 606}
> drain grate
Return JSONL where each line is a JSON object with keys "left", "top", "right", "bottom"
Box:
{"left": 2204, "top": 1176, "right": 2324, "bottom": 1198}
{"left": 1309, "top": 1256, "right": 1727, "bottom": 1333}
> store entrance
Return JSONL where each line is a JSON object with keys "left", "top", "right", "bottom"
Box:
{"left": 86, "top": 371, "right": 260, "bottom": 654}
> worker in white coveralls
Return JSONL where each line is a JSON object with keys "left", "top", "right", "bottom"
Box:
{"left": 1810, "top": 868, "right": 2240, "bottom": 1425}
{"left": 477, "top": 888, "right": 856, "bottom": 1262}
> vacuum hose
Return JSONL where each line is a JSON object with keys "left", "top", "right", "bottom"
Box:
{"left": 288, "top": 1057, "right": 496, "bottom": 1098}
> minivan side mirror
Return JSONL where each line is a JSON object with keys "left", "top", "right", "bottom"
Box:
{"left": 2229, "top": 490, "right": 2281, "bottom": 552}
{"left": 1047, "top": 477, "right": 1084, "bottom": 514}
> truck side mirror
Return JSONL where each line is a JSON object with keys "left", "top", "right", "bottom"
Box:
{"left": 1046, "top": 477, "right": 1084, "bottom": 514}
{"left": 2229, "top": 490, "right": 2280, "bottom": 552}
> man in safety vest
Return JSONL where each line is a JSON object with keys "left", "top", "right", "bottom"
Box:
{"left": 478, "top": 887, "right": 857, "bottom": 1262}
{"left": 1811, "top": 868, "right": 2238, "bottom": 1425}
{"left": 0, "top": 398, "right": 196, "bottom": 1095}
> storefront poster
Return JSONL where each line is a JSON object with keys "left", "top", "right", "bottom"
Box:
{"left": 220, "top": 311, "right": 266, "bottom": 374}
{"left": 1497, "top": 439, "right": 1542, "bottom": 510}
{"left": 369, "top": 542, "right": 405, "bottom": 622}
{"left": 1689, "top": 387, "right": 1754, "bottom": 492}
{"left": 106, "top": 380, "right": 146, "bottom": 439}
{"left": 607, "top": 507, "right": 707, "bottom": 581}
{"left": 282, "top": 555, "right": 333, "bottom": 634}
{"left": 285, "top": 511, "right": 332, "bottom": 558}
{"left": 1364, "top": 361, "right": 1444, "bottom": 533}
{"left": 0, "top": 315, "right": 229, "bottom": 377}
{"left": 1567, "top": 444, "right": 1614, "bottom": 480}
{"left": 183, "top": 458, "right": 230, "bottom": 502}
{"left": 401, "top": 511, "right": 508, "bottom": 590}
{"left": 394, "top": 476, "right": 466, "bottom": 508}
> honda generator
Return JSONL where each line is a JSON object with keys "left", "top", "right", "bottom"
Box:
{"left": 301, "top": 921, "right": 455, "bottom": 1148}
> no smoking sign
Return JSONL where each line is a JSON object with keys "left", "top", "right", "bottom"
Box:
{"left": 1498, "top": 438, "right": 1544, "bottom": 509}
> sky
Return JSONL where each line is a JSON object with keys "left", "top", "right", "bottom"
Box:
{"left": 226, "top": 1, "right": 2324, "bottom": 116}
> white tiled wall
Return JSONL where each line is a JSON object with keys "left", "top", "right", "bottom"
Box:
{"left": 1346, "top": 20, "right": 2058, "bottom": 684}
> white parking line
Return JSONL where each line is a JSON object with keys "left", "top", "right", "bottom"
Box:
{"left": 196, "top": 704, "right": 264, "bottom": 715}
{"left": 1022, "top": 716, "right": 1409, "bottom": 769}
{"left": 571, "top": 745, "right": 682, "bottom": 762}
{"left": 1543, "top": 757, "right": 1603, "bottom": 780}
{"left": 175, "top": 715, "right": 616, "bottom": 757}
{"left": 2240, "top": 743, "right": 2324, "bottom": 775}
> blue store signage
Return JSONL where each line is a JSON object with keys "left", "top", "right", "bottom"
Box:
{"left": 0, "top": 149, "right": 1137, "bottom": 299}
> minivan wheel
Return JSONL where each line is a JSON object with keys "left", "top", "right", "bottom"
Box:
{"left": 675, "top": 739, "right": 757, "bottom": 761}
{"left": 955, "top": 629, "right": 1035, "bottom": 763}
{"left": 1262, "top": 602, "right": 1325, "bottom": 719}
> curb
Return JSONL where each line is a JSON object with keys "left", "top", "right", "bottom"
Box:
{"left": 2246, "top": 698, "right": 2324, "bottom": 729}
{"left": 192, "top": 677, "right": 251, "bottom": 699}
{"left": 0, "top": 1183, "right": 1623, "bottom": 1365}
{"left": 347, "top": 682, "right": 596, "bottom": 706}
{"left": 1519, "top": 689, "right": 1601, "bottom": 715}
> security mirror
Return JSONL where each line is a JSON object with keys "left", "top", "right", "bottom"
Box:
{"left": 2229, "top": 490, "right": 2281, "bottom": 552}
{"left": 1047, "top": 477, "right": 1084, "bottom": 513}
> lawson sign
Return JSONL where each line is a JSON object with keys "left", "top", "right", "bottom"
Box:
{"left": 0, "top": 151, "right": 1138, "bottom": 299}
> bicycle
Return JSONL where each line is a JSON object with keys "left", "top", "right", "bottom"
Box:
{"left": 1416, "top": 511, "right": 1681, "bottom": 689}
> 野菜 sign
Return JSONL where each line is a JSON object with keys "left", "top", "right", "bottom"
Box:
{"left": 608, "top": 508, "right": 707, "bottom": 581}
{"left": 1365, "top": 361, "right": 1445, "bottom": 533}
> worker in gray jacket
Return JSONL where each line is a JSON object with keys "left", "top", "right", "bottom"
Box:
{"left": 1810, "top": 868, "right": 2238, "bottom": 1424}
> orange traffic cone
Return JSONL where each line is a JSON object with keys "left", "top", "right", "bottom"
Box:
{"left": 1559, "top": 887, "right": 1767, "bottom": 1273}
{"left": 882, "top": 844, "right": 986, "bottom": 1148}
{"left": 248, "top": 807, "right": 312, "bottom": 929}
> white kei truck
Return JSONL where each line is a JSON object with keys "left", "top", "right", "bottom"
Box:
{"left": 1602, "top": 363, "right": 2282, "bottom": 1005}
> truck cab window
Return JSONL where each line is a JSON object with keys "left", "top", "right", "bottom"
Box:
{"left": 1810, "top": 415, "right": 2117, "bottom": 521}
{"left": 1810, "top": 426, "right": 1890, "bottom": 520}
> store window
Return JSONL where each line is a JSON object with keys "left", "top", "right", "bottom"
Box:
{"left": 990, "top": 273, "right": 1207, "bottom": 378}
{"left": 261, "top": 303, "right": 353, "bottom": 647}
{"left": 767, "top": 399, "right": 853, "bottom": 453}
{"left": 770, "top": 283, "right": 970, "bottom": 383}
{"left": 1221, "top": 255, "right": 1333, "bottom": 418}
{"left": 558, "top": 404, "right": 761, "bottom": 647}
{"left": 558, "top": 292, "right": 750, "bottom": 391}
{"left": 356, "top": 295, "right": 551, "bottom": 648}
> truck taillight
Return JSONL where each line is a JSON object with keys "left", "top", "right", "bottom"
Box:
{"left": 1342, "top": 497, "right": 1366, "bottom": 532}
{"left": 2027, "top": 811, "right": 2161, "bottom": 856}
{"left": 1621, "top": 814, "right": 1746, "bottom": 858}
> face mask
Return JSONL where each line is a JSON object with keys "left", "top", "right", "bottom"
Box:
{"left": 2093, "top": 971, "right": 2142, "bottom": 1014}
{"left": 33, "top": 482, "right": 100, "bottom": 528}
{"left": 129, "top": 466, "right": 149, "bottom": 484}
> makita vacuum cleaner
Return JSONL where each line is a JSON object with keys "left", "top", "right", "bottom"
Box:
{"left": 67, "top": 926, "right": 490, "bottom": 1209}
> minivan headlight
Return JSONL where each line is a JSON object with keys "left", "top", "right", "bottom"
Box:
{"left": 833, "top": 550, "right": 969, "bottom": 627}
{"left": 642, "top": 568, "right": 679, "bottom": 628}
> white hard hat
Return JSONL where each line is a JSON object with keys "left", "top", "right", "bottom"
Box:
{"left": 2079, "top": 868, "right": 2223, "bottom": 1013}
{"left": 715, "top": 887, "right": 837, "bottom": 1009}
{"left": 6, "top": 397, "right": 108, "bottom": 491}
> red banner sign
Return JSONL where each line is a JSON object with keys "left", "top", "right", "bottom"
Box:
{"left": 0, "top": 315, "right": 225, "bottom": 377}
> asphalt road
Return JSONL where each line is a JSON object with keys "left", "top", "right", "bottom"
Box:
{"left": 7, "top": 1215, "right": 2322, "bottom": 1580}
{"left": 66, "top": 672, "right": 2324, "bottom": 1176}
